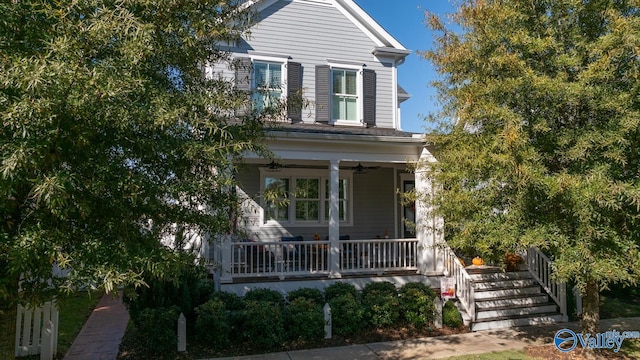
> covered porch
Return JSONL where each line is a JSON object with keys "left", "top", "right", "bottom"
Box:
{"left": 209, "top": 125, "right": 443, "bottom": 288}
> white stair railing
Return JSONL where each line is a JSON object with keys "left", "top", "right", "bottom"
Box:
{"left": 443, "top": 246, "right": 475, "bottom": 322}
{"left": 526, "top": 247, "right": 568, "bottom": 321}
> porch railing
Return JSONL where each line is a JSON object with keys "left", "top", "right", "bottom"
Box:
{"left": 526, "top": 247, "right": 568, "bottom": 321}
{"left": 443, "top": 246, "right": 475, "bottom": 322}
{"left": 227, "top": 238, "right": 418, "bottom": 278}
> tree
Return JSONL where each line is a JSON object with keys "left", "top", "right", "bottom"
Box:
{"left": 1, "top": 1, "right": 270, "bottom": 357}
{"left": 422, "top": 0, "right": 640, "bottom": 336}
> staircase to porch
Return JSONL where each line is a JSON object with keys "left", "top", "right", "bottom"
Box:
{"left": 467, "top": 268, "right": 565, "bottom": 331}
{"left": 444, "top": 247, "right": 568, "bottom": 332}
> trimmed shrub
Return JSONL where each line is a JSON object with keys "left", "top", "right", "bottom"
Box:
{"left": 399, "top": 283, "right": 437, "bottom": 328}
{"left": 244, "top": 288, "right": 285, "bottom": 307}
{"left": 362, "top": 282, "right": 400, "bottom": 328}
{"left": 328, "top": 294, "right": 366, "bottom": 336}
{"left": 285, "top": 298, "right": 325, "bottom": 341}
{"left": 136, "top": 306, "right": 181, "bottom": 353}
{"left": 443, "top": 300, "right": 464, "bottom": 328}
{"left": 362, "top": 281, "right": 398, "bottom": 298}
{"left": 211, "top": 291, "right": 245, "bottom": 311}
{"left": 195, "top": 299, "right": 230, "bottom": 349}
{"left": 287, "top": 287, "right": 324, "bottom": 305}
{"left": 242, "top": 300, "right": 286, "bottom": 350}
{"left": 324, "top": 282, "right": 358, "bottom": 302}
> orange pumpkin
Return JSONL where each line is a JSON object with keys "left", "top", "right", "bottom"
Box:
{"left": 472, "top": 256, "right": 484, "bottom": 266}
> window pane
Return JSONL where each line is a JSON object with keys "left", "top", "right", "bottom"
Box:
{"left": 345, "top": 71, "right": 357, "bottom": 94}
{"left": 332, "top": 95, "right": 344, "bottom": 120}
{"left": 324, "top": 179, "right": 348, "bottom": 221}
{"left": 254, "top": 62, "right": 267, "bottom": 87}
{"left": 268, "top": 64, "right": 281, "bottom": 87}
{"left": 265, "top": 178, "right": 289, "bottom": 221}
{"left": 345, "top": 97, "right": 357, "bottom": 120}
{"left": 332, "top": 70, "right": 344, "bottom": 94}
{"left": 296, "top": 200, "right": 319, "bottom": 221}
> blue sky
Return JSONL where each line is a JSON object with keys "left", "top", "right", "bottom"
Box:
{"left": 353, "top": 0, "right": 457, "bottom": 133}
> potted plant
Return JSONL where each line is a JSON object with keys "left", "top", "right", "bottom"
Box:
{"left": 504, "top": 253, "right": 524, "bottom": 271}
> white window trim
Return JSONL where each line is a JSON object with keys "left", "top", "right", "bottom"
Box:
{"left": 259, "top": 168, "right": 354, "bottom": 227}
{"left": 327, "top": 62, "right": 364, "bottom": 126}
{"left": 250, "top": 55, "right": 289, "bottom": 110}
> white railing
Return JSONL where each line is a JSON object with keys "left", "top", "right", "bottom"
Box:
{"left": 228, "top": 238, "right": 418, "bottom": 278}
{"left": 443, "top": 246, "right": 475, "bottom": 322}
{"left": 340, "top": 239, "right": 418, "bottom": 272}
{"left": 526, "top": 247, "right": 568, "bottom": 321}
{"left": 15, "top": 301, "right": 58, "bottom": 359}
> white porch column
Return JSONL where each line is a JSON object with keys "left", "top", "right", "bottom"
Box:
{"left": 415, "top": 148, "right": 442, "bottom": 274}
{"left": 328, "top": 159, "right": 341, "bottom": 278}
{"left": 219, "top": 234, "right": 233, "bottom": 283}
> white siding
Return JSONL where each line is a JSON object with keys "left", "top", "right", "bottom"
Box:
{"left": 222, "top": 0, "right": 397, "bottom": 128}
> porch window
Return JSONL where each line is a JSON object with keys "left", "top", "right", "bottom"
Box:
{"left": 253, "top": 61, "right": 282, "bottom": 111}
{"left": 295, "top": 178, "right": 319, "bottom": 221}
{"left": 264, "top": 177, "right": 289, "bottom": 221}
{"left": 332, "top": 69, "right": 358, "bottom": 121}
{"left": 260, "top": 169, "right": 352, "bottom": 226}
{"left": 325, "top": 179, "right": 349, "bottom": 221}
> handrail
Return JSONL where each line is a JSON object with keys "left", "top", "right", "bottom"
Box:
{"left": 526, "top": 247, "right": 568, "bottom": 321}
{"left": 443, "top": 246, "right": 475, "bottom": 322}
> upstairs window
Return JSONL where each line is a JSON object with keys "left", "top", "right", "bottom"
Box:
{"left": 253, "top": 61, "right": 283, "bottom": 111}
{"left": 332, "top": 69, "right": 358, "bottom": 121}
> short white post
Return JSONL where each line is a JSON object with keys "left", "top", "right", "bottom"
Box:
{"left": 40, "top": 320, "right": 53, "bottom": 360}
{"left": 177, "top": 313, "right": 186, "bottom": 352}
{"left": 433, "top": 297, "right": 443, "bottom": 329}
{"left": 323, "top": 303, "right": 332, "bottom": 339}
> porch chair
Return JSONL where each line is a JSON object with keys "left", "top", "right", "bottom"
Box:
{"left": 281, "top": 235, "right": 303, "bottom": 271}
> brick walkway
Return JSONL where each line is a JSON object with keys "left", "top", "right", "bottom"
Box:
{"left": 63, "top": 291, "right": 129, "bottom": 360}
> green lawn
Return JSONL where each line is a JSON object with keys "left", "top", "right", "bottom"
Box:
{"left": 55, "top": 291, "right": 102, "bottom": 358}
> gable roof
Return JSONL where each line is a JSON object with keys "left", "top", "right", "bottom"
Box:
{"left": 245, "top": 0, "right": 409, "bottom": 52}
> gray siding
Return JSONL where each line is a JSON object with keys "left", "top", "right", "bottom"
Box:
{"left": 236, "top": 165, "right": 396, "bottom": 242}
{"left": 227, "top": 0, "right": 396, "bottom": 128}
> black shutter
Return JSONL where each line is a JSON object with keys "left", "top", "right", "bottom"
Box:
{"left": 235, "top": 57, "right": 252, "bottom": 117}
{"left": 287, "top": 62, "right": 302, "bottom": 122}
{"left": 362, "top": 69, "right": 376, "bottom": 127}
{"left": 315, "top": 65, "right": 331, "bottom": 123}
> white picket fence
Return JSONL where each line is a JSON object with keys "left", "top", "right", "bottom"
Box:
{"left": 15, "top": 301, "right": 58, "bottom": 359}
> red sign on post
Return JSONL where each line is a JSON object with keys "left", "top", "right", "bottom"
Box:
{"left": 441, "top": 277, "right": 455, "bottom": 300}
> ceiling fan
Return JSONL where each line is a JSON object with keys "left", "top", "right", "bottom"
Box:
{"left": 350, "top": 162, "right": 380, "bottom": 174}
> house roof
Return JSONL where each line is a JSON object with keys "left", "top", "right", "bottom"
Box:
{"left": 398, "top": 85, "right": 410, "bottom": 103}
{"left": 246, "top": 0, "right": 409, "bottom": 52}
{"left": 267, "top": 123, "right": 424, "bottom": 143}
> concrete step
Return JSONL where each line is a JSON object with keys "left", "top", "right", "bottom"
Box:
{"left": 474, "top": 286, "right": 542, "bottom": 299}
{"left": 472, "top": 313, "right": 563, "bottom": 331}
{"left": 475, "top": 303, "right": 558, "bottom": 320}
{"left": 475, "top": 293, "right": 549, "bottom": 309}
{"left": 474, "top": 279, "right": 537, "bottom": 290}
{"left": 469, "top": 270, "right": 532, "bottom": 281}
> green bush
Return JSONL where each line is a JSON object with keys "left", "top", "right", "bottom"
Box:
{"left": 136, "top": 306, "right": 181, "bottom": 353}
{"left": 242, "top": 300, "right": 285, "bottom": 350}
{"left": 124, "top": 259, "right": 213, "bottom": 324}
{"left": 195, "top": 299, "right": 230, "bottom": 349}
{"left": 244, "top": 288, "right": 285, "bottom": 307}
{"left": 362, "top": 281, "right": 398, "bottom": 298}
{"left": 399, "top": 283, "right": 436, "bottom": 328}
{"left": 443, "top": 300, "right": 463, "bottom": 328}
{"left": 324, "top": 282, "right": 358, "bottom": 302}
{"left": 328, "top": 294, "right": 366, "bottom": 336}
{"left": 285, "top": 298, "right": 325, "bottom": 341}
{"left": 287, "top": 287, "right": 324, "bottom": 305}
{"left": 362, "top": 282, "right": 400, "bottom": 327}
{"left": 211, "top": 291, "right": 245, "bottom": 311}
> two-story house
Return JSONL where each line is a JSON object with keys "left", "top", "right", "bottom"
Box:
{"left": 205, "top": 0, "right": 567, "bottom": 332}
